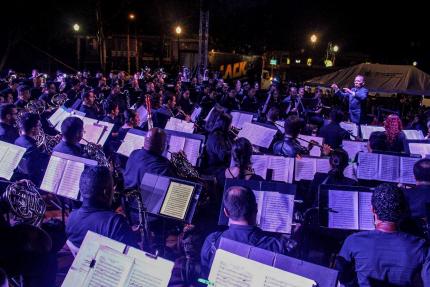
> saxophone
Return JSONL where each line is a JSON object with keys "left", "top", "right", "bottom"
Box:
{"left": 169, "top": 150, "right": 200, "bottom": 180}
{"left": 2, "top": 180, "right": 46, "bottom": 227}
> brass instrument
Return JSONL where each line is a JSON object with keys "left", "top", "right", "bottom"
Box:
{"left": 26, "top": 99, "right": 46, "bottom": 114}
{"left": 34, "top": 128, "right": 62, "bottom": 155}
{"left": 145, "top": 95, "right": 154, "bottom": 130}
{"left": 2, "top": 180, "right": 46, "bottom": 227}
{"left": 169, "top": 151, "right": 200, "bottom": 180}
{"left": 82, "top": 139, "right": 110, "bottom": 167}
{"left": 50, "top": 92, "right": 68, "bottom": 108}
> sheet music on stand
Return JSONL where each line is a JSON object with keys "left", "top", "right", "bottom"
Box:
{"left": 408, "top": 142, "right": 430, "bottom": 158}
{"left": 294, "top": 157, "right": 331, "bottom": 181}
{"left": 340, "top": 122, "right": 358, "bottom": 139}
{"left": 164, "top": 117, "right": 195, "bottom": 134}
{"left": 218, "top": 238, "right": 338, "bottom": 287}
{"left": 357, "top": 152, "right": 420, "bottom": 185}
{"left": 238, "top": 122, "right": 278, "bottom": 148}
{"left": 298, "top": 134, "right": 324, "bottom": 157}
{"left": 79, "top": 118, "right": 113, "bottom": 146}
{"left": 342, "top": 140, "right": 368, "bottom": 161}
{"left": 190, "top": 106, "right": 202, "bottom": 122}
{"left": 208, "top": 249, "right": 316, "bottom": 287}
{"left": 40, "top": 152, "right": 97, "bottom": 201}
{"left": 62, "top": 231, "right": 174, "bottom": 287}
{"left": 140, "top": 173, "right": 202, "bottom": 223}
{"left": 0, "top": 140, "right": 27, "bottom": 180}
{"left": 220, "top": 179, "right": 296, "bottom": 234}
{"left": 50, "top": 108, "right": 85, "bottom": 132}
{"left": 403, "top": 130, "right": 424, "bottom": 140}
{"left": 275, "top": 120, "right": 285, "bottom": 134}
{"left": 117, "top": 129, "right": 146, "bottom": 157}
{"left": 318, "top": 185, "right": 374, "bottom": 231}
{"left": 360, "top": 125, "right": 385, "bottom": 140}
{"left": 230, "top": 110, "right": 254, "bottom": 129}
{"left": 164, "top": 130, "right": 205, "bottom": 166}
{"left": 251, "top": 154, "right": 294, "bottom": 183}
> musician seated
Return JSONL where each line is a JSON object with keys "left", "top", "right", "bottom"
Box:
{"left": 216, "top": 138, "right": 264, "bottom": 189}
{"left": 124, "top": 127, "right": 176, "bottom": 189}
{"left": 367, "top": 131, "right": 388, "bottom": 153}
{"left": 317, "top": 108, "right": 350, "bottom": 149}
{"left": 13, "top": 113, "right": 49, "bottom": 185}
{"left": 200, "top": 185, "right": 293, "bottom": 277}
{"left": 118, "top": 109, "right": 140, "bottom": 141}
{"left": 14, "top": 85, "right": 31, "bottom": 109}
{"left": 0, "top": 103, "right": 19, "bottom": 144}
{"left": 384, "top": 114, "right": 409, "bottom": 154}
{"left": 241, "top": 87, "right": 259, "bottom": 113}
{"left": 178, "top": 88, "right": 194, "bottom": 115}
{"left": 220, "top": 88, "right": 240, "bottom": 111}
{"left": 53, "top": 116, "right": 84, "bottom": 157}
{"left": 273, "top": 115, "right": 309, "bottom": 157}
{"left": 335, "top": 183, "right": 430, "bottom": 286}
{"left": 404, "top": 158, "right": 430, "bottom": 219}
{"left": 153, "top": 91, "right": 176, "bottom": 128}
{"left": 307, "top": 149, "right": 357, "bottom": 207}
{"left": 101, "top": 101, "right": 121, "bottom": 135}
{"left": 66, "top": 166, "right": 139, "bottom": 248}
{"left": 78, "top": 90, "right": 99, "bottom": 120}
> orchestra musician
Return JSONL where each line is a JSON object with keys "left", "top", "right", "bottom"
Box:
{"left": 52, "top": 116, "right": 84, "bottom": 157}
{"left": 153, "top": 91, "right": 176, "bottom": 128}
{"left": 0, "top": 104, "right": 19, "bottom": 143}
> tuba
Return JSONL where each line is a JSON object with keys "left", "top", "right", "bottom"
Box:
{"left": 2, "top": 180, "right": 46, "bottom": 227}
{"left": 169, "top": 151, "right": 200, "bottom": 180}
{"left": 82, "top": 139, "right": 110, "bottom": 168}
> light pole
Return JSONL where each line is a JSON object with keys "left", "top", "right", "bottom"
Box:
{"left": 175, "top": 26, "right": 182, "bottom": 68}
{"left": 332, "top": 44, "right": 339, "bottom": 66}
{"left": 127, "top": 13, "right": 135, "bottom": 74}
{"left": 73, "top": 24, "right": 80, "bottom": 69}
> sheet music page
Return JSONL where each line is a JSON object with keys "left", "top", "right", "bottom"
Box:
{"left": 125, "top": 247, "right": 174, "bottom": 287}
{"left": 340, "top": 122, "right": 358, "bottom": 138}
{"left": 357, "top": 152, "right": 379, "bottom": 180}
{"left": 165, "top": 118, "right": 194, "bottom": 134}
{"left": 208, "top": 250, "right": 315, "bottom": 287}
{"left": 166, "top": 136, "right": 186, "bottom": 160}
{"left": 48, "top": 107, "right": 67, "bottom": 127}
{"left": 80, "top": 124, "right": 104, "bottom": 145}
{"left": 190, "top": 106, "right": 202, "bottom": 123}
{"left": 96, "top": 121, "right": 114, "bottom": 146}
{"left": 0, "top": 145, "right": 26, "bottom": 180}
{"left": 409, "top": 143, "right": 430, "bottom": 158}
{"left": 275, "top": 120, "right": 285, "bottom": 134}
{"left": 235, "top": 113, "right": 253, "bottom": 129}
{"left": 316, "top": 158, "right": 331, "bottom": 174}
{"left": 358, "top": 192, "right": 374, "bottom": 230}
{"left": 230, "top": 111, "right": 241, "bottom": 128}
{"left": 0, "top": 144, "right": 8, "bottom": 164}
{"left": 342, "top": 140, "right": 367, "bottom": 161}
{"left": 360, "top": 125, "right": 385, "bottom": 140}
{"left": 159, "top": 181, "right": 194, "bottom": 220}
{"left": 117, "top": 133, "right": 145, "bottom": 157}
{"left": 328, "top": 189, "right": 359, "bottom": 230}
{"left": 57, "top": 160, "right": 85, "bottom": 200}
{"left": 298, "top": 134, "right": 323, "bottom": 157}
{"left": 400, "top": 157, "right": 420, "bottom": 185}
{"left": 269, "top": 156, "right": 293, "bottom": 183}
{"left": 83, "top": 246, "right": 134, "bottom": 287}
{"left": 378, "top": 154, "right": 400, "bottom": 183}
{"left": 183, "top": 138, "right": 201, "bottom": 166}
{"left": 252, "top": 190, "right": 264, "bottom": 225}
{"left": 204, "top": 107, "right": 215, "bottom": 122}
{"left": 62, "top": 231, "right": 126, "bottom": 287}
{"left": 40, "top": 156, "right": 67, "bottom": 193}
{"left": 344, "top": 163, "right": 356, "bottom": 180}
{"left": 54, "top": 110, "right": 73, "bottom": 132}
{"left": 251, "top": 155, "right": 269, "bottom": 180}
{"left": 294, "top": 157, "right": 316, "bottom": 181}
{"left": 238, "top": 123, "right": 277, "bottom": 148}
{"left": 260, "top": 192, "right": 294, "bottom": 234}
{"left": 403, "top": 130, "right": 424, "bottom": 140}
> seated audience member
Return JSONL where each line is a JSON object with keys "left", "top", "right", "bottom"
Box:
{"left": 216, "top": 138, "right": 264, "bottom": 188}
{"left": 317, "top": 108, "right": 349, "bottom": 149}
{"left": 14, "top": 113, "right": 49, "bottom": 185}
{"left": 66, "top": 166, "right": 138, "bottom": 248}
{"left": 204, "top": 110, "right": 233, "bottom": 173}
{"left": 200, "top": 186, "right": 293, "bottom": 277}
{"left": 153, "top": 91, "right": 176, "bottom": 128}
{"left": 404, "top": 158, "right": 430, "bottom": 218}
{"left": 336, "top": 183, "right": 430, "bottom": 286}
{"left": 124, "top": 127, "right": 176, "bottom": 189}
{"left": 78, "top": 90, "right": 100, "bottom": 119}
{"left": 117, "top": 109, "right": 140, "bottom": 141}
{"left": 307, "top": 149, "right": 357, "bottom": 207}
{"left": 384, "top": 114, "right": 409, "bottom": 153}
{"left": 273, "top": 115, "right": 309, "bottom": 157}
{"left": 0, "top": 104, "right": 19, "bottom": 143}
{"left": 53, "top": 116, "right": 84, "bottom": 157}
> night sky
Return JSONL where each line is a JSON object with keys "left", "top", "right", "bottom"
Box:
{"left": 0, "top": 0, "right": 427, "bottom": 72}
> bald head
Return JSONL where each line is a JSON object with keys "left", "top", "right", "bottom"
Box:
{"left": 354, "top": 75, "right": 365, "bottom": 88}
{"left": 144, "top": 128, "right": 167, "bottom": 155}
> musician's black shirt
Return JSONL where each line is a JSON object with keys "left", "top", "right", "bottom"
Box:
{"left": 0, "top": 122, "right": 19, "bottom": 144}
{"left": 79, "top": 104, "right": 99, "bottom": 120}
{"left": 53, "top": 140, "right": 83, "bottom": 157}
{"left": 317, "top": 121, "right": 350, "bottom": 150}
{"left": 404, "top": 184, "right": 430, "bottom": 218}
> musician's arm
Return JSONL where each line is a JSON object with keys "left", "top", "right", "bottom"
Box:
{"left": 354, "top": 88, "right": 368, "bottom": 101}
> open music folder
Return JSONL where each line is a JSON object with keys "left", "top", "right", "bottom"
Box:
{"left": 294, "top": 156, "right": 331, "bottom": 181}
{"left": 238, "top": 122, "right": 278, "bottom": 148}
{"left": 357, "top": 152, "right": 420, "bottom": 185}
{"left": 251, "top": 154, "right": 294, "bottom": 183}
{"left": 0, "top": 140, "right": 27, "bottom": 180}
{"left": 140, "top": 173, "right": 202, "bottom": 223}
{"left": 342, "top": 140, "right": 368, "bottom": 161}
{"left": 409, "top": 142, "right": 430, "bottom": 158}
{"left": 164, "top": 117, "right": 195, "bottom": 134}
{"left": 230, "top": 110, "right": 254, "bottom": 129}
{"left": 403, "top": 130, "right": 424, "bottom": 140}
{"left": 297, "top": 134, "right": 324, "bottom": 157}
{"left": 50, "top": 108, "right": 85, "bottom": 132}
{"left": 340, "top": 122, "right": 358, "bottom": 139}
{"left": 319, "top": 185, "right": 374, "bottom": 231}
{"left": 117, "top": 130, "right": 146, "bottom": 157}
{"left": 79, "top": 118, "right": 114, "bottom": 146}
{"left": 62, "top": 231, "right": 174, "bottom": 287}
{"left": 208, "top": 249, "right": 316, "bottom": 287}
{"left": 360, "top": 125, "right": 385, "bottom": 140}
{"left": 40, "top": 152, "right": 97, "bottom": 200}
{"left": 220, "top": 179, "right": 296, "bottom": 234}
{"left": 190, "top": 106, "right": 202, "bottom": 122}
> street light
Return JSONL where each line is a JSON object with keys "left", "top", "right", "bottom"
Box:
{"left": 128, "top": 13, "right": 135, "bottom": 20}
{"left": 73, "top": 24, "right": 81, "bottom": 69}
{"left": 73, "top": 24, "right": 80, "bottom": 32}
{"left": 333, "top": 45, "right": 339, "bottom": 52}
{"left": 310, "top": 34, "right": 317, "bottom": 44}
{"left": 175, "top": 26, "right": 182, "bottom": 68}
{"left": 127, "top": 14, "right": 136, "bottom": 73}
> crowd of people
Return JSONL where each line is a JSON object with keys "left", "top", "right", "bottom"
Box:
{"left": 0, "top": 67, "right": 430, "bottom": 286}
